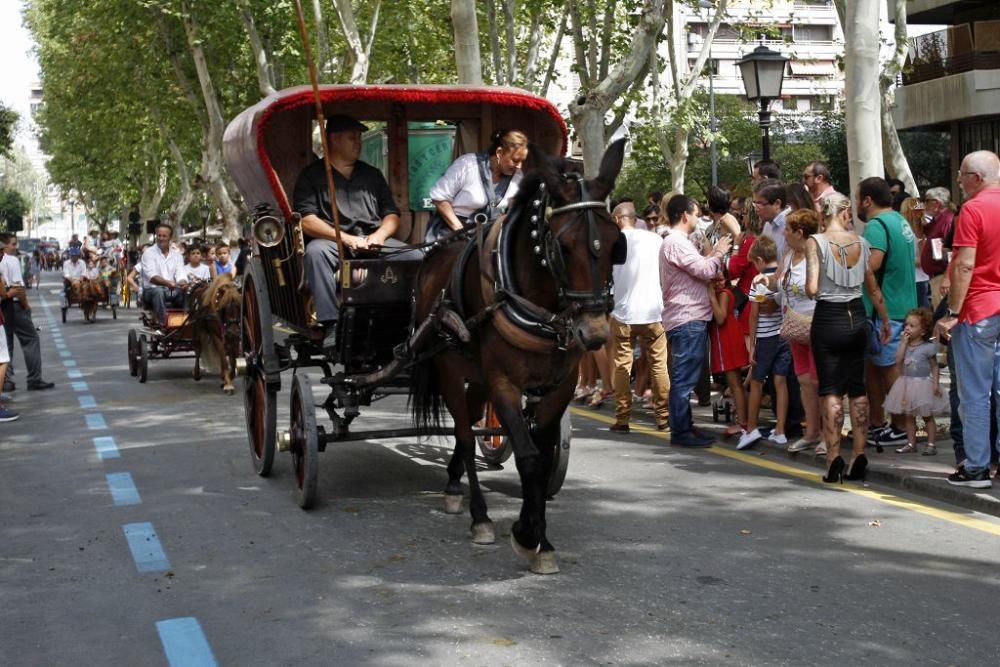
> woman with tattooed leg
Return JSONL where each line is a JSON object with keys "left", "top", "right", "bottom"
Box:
{"left": 805, "top": 193, "right": 892, "bottom": 483}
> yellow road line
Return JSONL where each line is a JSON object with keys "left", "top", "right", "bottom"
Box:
{"left": 571, "top": 406, "right": 1000, "bottom": 537}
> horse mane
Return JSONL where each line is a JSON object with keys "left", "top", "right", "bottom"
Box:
{"left": 201, "top": 273, "right": 241, "bottom": 312}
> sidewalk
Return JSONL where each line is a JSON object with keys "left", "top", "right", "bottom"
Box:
{"left": 582, "top": 397, "right": 1000, "bottom": 518}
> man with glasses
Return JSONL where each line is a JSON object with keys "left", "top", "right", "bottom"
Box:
{"left": 752, "top": 179, "right": 790, "bottom": 259}
{"left": 802, "top": 161, "right": 840, "bottom": 213}
{"left": 937, "top": 151, "right": 1000, "bottom": 488}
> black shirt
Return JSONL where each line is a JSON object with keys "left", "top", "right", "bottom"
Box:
{"left": 292, "top": 158, "right": 400, "bottom": 237}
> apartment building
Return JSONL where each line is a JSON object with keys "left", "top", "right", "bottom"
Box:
{"left": 679, "top": 0, "right": 845, "bottom": 114}
{"left": 891, "top": 0, "right": 1000, "bottom": 193}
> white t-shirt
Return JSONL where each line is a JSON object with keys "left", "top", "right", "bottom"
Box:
{"left": 611, "top": 227, "right": 664, "bottom": 325}
{"left": 0, "top": 253, "right": 25, "bottom": 287}
{"left": 63, "top": 259, "right": 87, "bottom": 280}
{"left": 176, "top": 263, "right": 211, "bottom": 284}
{"left": 429, "top": 152, "right": 523, "bottom": 219}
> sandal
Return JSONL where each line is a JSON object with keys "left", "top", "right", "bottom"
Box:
{"left": 723, "top": 424, "right": 745, "bottom": 437}
{"left": 921, "top": 443, "right": 938, "bottom": 456}
{"left": 587, "top": 390, "right": 611, "bottom": 409}
{"left": 895, "top": 443, "right": 917, "bottom": 454}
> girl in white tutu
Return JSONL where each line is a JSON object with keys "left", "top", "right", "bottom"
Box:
{"left": 885, "top": 308, "right": 948, "bottom": 455}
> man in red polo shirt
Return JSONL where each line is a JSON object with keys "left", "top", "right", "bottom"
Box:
{"left": 938, "top": 150, "right": 1000, "bottom": 488}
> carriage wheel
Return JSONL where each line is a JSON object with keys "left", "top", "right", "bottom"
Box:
{"left": 112, "top": 306, "right": 117, "bottom": 320}
{"left": 476, "top": 402, "right": 512, "bottom": 465}
{"left": 289, "top": 374, "right": 319, "bottom": 510}
{"left": 546, "top": 409, "right": 572, "bottom": 498}
{"left": 61, "top": 307, "right": 67, "bottom": 323}
{"left": 127, "top": 329, "right": 139, "bottom": 377}
{"left": 137, "top": 335, "right": 149, "bottom": 384}
{"left": 241, "top": 259, "right": 278, "bottom": 476}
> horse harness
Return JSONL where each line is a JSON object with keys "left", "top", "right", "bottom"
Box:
{"left": 446, "top": 174, "right": 625, "bottom": 353}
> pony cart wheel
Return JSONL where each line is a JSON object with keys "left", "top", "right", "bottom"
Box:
{"left": 112, "top": 306, "right": 117, "bottom": 320}
{"left": 137, "top": 335, "right": 149, "bottom": 384}
{"left": 546, "top": 410, "right": 572, "bottom": 498}
{"left": 241, "top": 260, "right": 279, "bottom": 476}
{"left": 127, "top": 329, "right": 138, "bottom": 377}
{"left": 289, "top": 374, "right": 319, "bottom": 510}
{"left": 61, "top": 307, "right": 67, "bottom": 323}
{"left": 476, "top": 402, "right": 512, "bottom": 464}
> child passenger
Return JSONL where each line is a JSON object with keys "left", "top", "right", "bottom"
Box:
{"left": 176, "top": 245, "right": 212, "bottom": 285}
{"left": 738, "top": 236, "right": 791, "bottom": 450}
{"left": 211, "top": 242, "right": 237, "bottom": 279}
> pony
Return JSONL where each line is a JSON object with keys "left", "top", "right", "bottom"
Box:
{"left": 410, "top": 139, "right": 627, "bottom": 574}
{"left": 191, "top": 274, "right": 242, "bottom": 394}
{"left": 72, "top": 279, "right": 106, "bottom": 323}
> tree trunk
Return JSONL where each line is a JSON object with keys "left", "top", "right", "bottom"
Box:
{"left": 655, "top": 0, "right": 728, "bottom": 192}
{"left": 238, "top": 1, "right": 277, "bottom": 98}
{"left": 311, "top": 0, "right": 332, "bottom": 76}
{"left": 451, "top": 0, "right": 483, "bottom": 85}
{"left": 163, "top": 131, "right": 196, "bottom": 227}
{"left": 180, "top": 2, "right": 243, "bottom": 240}
{"left": 539, "top": 7, "right": 568, "bottom": 96}
{"left": 844, "top": 0, "right": 884, "bottom": 217}
{"left": 503, "top": 0, "right": 518, "bottom": 85}
{"left": 881, "top": 0, "right": 918, "bottom": 195}
{"left": 331, "top": 0, "right": 372, "bottom": 83}
{"left": 568, "top": 0, "right": 666, "bottom": 175}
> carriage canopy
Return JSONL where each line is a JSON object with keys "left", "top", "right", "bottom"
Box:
{"left": 223, "top": 84, "right": 569, "bottom": 235}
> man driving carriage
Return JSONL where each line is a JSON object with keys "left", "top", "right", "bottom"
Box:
{"left": 292, "top": 113, "right": 422, "bottom": 357}
{"left": 140, "top": 222, "right": 185, "bottom": 327}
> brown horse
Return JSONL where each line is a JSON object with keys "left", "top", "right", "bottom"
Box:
{"left": 71, "top": 279, "right": 106, "bottom": 323}
{"left": 191, "top": 274, "right": 242, "bottom": 394}
{"left": 410, "top": 139, "right": 627, "bottom": 574}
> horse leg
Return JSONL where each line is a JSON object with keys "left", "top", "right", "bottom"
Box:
{"left": 461, "top": 383, "right": 494, "bottom": 544}
{"left": 438, "top": 364, "right": 470, "bottom": 515}
{"left": 217, "top": 333, "right": 233, "bottom": 394}
{"left": 487, "top": 381, "right": 559, "bottom": 573}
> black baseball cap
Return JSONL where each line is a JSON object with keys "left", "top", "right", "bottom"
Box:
{"left": 326, "top": 114, "right": 368, "bottom": 134}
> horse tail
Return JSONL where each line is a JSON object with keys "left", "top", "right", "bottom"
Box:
{"left": 408, "top": 355, "right": 443, "bottom": 430}
{"left": 197, "top": 329, "right": 223, "bottom": 374}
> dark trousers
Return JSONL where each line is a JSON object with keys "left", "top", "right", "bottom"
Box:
{"left": 1, "top": 299, "right": 43, "bottom": 385}
{"left": 142, "top": 286, "right": 183, "bottom": 325}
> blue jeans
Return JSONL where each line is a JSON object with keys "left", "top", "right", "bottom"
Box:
{"left": 667, "top": 320, "right": 708, "bottom": 436}
{"left": 951, "top": 314, "right": 1000, "bottom": 474}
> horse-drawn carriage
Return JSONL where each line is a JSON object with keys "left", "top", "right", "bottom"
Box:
{"left": 127, "top": 277, "right": 242, "bottom": 391}
{"left": 62, "top": 278, "right": 118, "bottom": 323}
{"left": 226, "top": 84, "right": 626, "bottom": 574}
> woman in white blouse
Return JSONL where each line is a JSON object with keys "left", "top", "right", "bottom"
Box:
{"left": 424, "top": 129, "right": 529, "bottom": 243}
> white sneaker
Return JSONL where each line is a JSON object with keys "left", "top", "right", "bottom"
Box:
{"left": 737, "top": 428, "right": 762, "bottom": 451}
{"left": 787, "top": 437, "right": 816, "bottom": 453}
{"left": 814, "top": 441, "right": 828, "bottom": 456}
{"left": 768, "top": 432, "right": 787, "bottom": 445}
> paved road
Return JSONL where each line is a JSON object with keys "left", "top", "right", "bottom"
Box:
{"left": 2, "top": 273, "right": 999, "bottom": 666}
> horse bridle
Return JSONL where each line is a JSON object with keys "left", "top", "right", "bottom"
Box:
{"left": 529, "top": 174, "right": 619, "bottom": 315}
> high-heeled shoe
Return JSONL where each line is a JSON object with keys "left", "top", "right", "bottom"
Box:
{"left": 846, "top": 454, "right": 868, "bottom": 482}
{"left": 822, "top": 456, "right": 845, "bottom": 484}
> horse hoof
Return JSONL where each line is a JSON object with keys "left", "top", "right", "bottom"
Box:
{"left": 510, "top": 533, "right": 559, "bottom": 574}
{"left": 470, "top": 522, "right": 495, "bottom": 545}
{"left": 443, "top": 494, "right": 463, "bottom": 514}
{"left": 530, "top": 551, "right": 560, "bottom": 575}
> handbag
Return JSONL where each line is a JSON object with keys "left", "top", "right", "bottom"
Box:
{"left": 780, "top": 306, "right": 812, "bottom": 344}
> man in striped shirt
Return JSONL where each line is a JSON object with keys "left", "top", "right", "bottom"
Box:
{"left": 660, "top": 195, "right": 732, "bottom": 447}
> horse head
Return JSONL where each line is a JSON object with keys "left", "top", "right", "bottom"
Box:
{"left": 520, "top": 138, "right": 627, "bottom": 351}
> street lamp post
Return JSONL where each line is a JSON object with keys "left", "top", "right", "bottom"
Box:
{"left": 698, "top": 0, "right": 719, "bottom": 187}
{"left": 736, "top": 43, "right": 788, "bottom": 163}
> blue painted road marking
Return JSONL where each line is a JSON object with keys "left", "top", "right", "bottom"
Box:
{"left": 55, "top": 342, "right": 66, "bottom": 349}
{"left": 93, "top": 436, "right": 120, "bottom": 460}
{"left": 156, "top": 618, "right": 218, "bottom": 667}
{"left": 106, "top": 473, "right": 142, "bottom": 506}
{"left": 60, "top": 350, "right": 72, "bottom": 358}
{"left": 63, "top": 359, "right": 77, "bottom": 367}
{"left": 71, "top": 382, "right": 89, "bottom": 392}
{"left": 123, "top": 522, "right": 170, "bottom": 573}
{"left": 85, "top": 413, "right": 107, "bottom": 430}
{"left": 67, "top": 369, "right": 83, "bottom": 379}
{"left": 79, "top": 395, "right": 97, "bottom": 409}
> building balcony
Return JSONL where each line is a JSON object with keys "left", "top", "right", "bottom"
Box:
{"left": 903, "top": 20, "right": 1000, "bottom": 85}
{"left": 894, "top": 68, "right": 1000, "bottom": 129}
